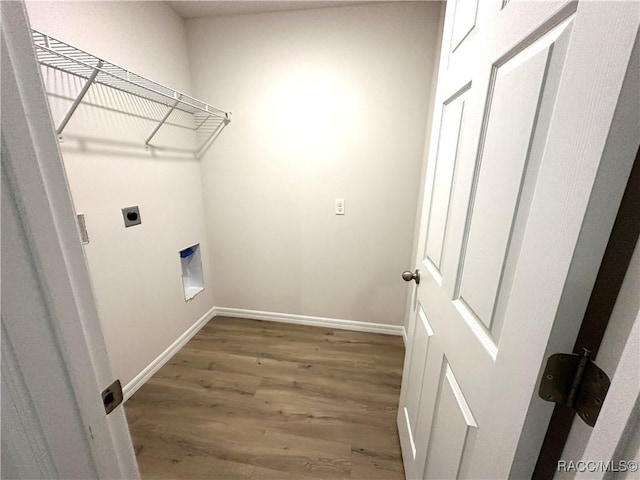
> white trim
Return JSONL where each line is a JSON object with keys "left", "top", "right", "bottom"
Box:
{"left": 1, "top": 328, "right": 58, "bottom": 479}
{"left": 214, "top": 307, "right": 404, "bottom": 336}
{"left": 575, "top": 311, "right": 640, "bottom": 480}
{"left": 2, "top": 2, "right": 138, "bottom": 477}
{"left": 123, "top": 306, "right": 216, "bottom": 401}
{"left": 403, "top": 407, "right": 417, "bottom": 459}
{"left": 402, "top": 326, "right": 408, "bottom": 346}
{"left": 123, "top": 306, "right": 402, "bottom": 401}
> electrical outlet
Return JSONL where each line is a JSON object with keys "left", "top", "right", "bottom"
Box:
{"left": 122, "top": 206, "right": 141, "bottom": 227}
{"left": 335, "top": 198, "right": 345, "bottom": 215}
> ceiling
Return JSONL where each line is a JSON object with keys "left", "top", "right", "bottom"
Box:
{"left": 166, "top": 1, "right": 385, "bottom": 19}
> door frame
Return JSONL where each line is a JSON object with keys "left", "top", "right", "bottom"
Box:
{"left": 1, "top": 1, "right": 138, "bottom": 477}
{"left": 576, "top": 310, "right": 640, "bottom": 479}
{"left": 534, "top": 138, "right": 640, "bottom": 477}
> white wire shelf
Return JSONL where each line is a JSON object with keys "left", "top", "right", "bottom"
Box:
{"left": 32, "top": 29, "right": 231, "bottom": 157}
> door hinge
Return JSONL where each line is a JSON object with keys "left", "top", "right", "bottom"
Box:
{"left": 101, "top": 379, "right": 123, "bottom": 415}
{"left": 538, "top": 349, "right": 610, "bottom": 427}
{"left": 77, "top": 213, "right": 89, "bottom": 244}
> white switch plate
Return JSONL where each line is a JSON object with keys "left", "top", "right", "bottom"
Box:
{"left": 335, "top": 198, "right": 345, "bottom": 215}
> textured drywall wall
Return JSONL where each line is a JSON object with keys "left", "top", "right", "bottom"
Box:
{"left": 187, "top": 2, "right": 441, "bottom": 325}
{"left": 26, "top": 1, "right": 214, "bottom": 387}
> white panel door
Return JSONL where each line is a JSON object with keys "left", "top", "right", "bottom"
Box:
{"left": 398, "top": 1, "right": 639, "bottom": 478}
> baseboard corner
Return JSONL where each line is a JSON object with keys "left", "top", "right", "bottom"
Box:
{"left": 123, "top": 306, "right": 216, "bottom": 401}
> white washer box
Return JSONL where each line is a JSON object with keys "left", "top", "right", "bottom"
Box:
{"left": 179, "top": 244, "right": 204, "bottom": 301}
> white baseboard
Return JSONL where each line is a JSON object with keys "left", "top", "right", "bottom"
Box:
{"left": 402, "top": 326, "right": 408, "bottom": 346}
{"left": 213, "top": 307, "right": 404, "bottom": 336}
{"left": 124, "top": 306, "right": 402, "bottom": 400}
{"left": 122, "top": 306, "right": 216, "bottom": 401}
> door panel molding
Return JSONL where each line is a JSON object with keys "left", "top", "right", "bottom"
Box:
{"left": 424, "top": 85, "right": 469, "bottom": 277}
{"left": 423, "top": 360, "right": 477, "bottom": 479}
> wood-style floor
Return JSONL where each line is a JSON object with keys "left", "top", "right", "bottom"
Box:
{"left": 125, "top": 316, "right": 406, "bottom": 480}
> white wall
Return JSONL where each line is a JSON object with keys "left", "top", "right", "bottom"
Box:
{"left": 26, "top": 1, "right": 215, "bottom": 387}
{"left": 186, "top": 2, "right": 441, "bottom": 326}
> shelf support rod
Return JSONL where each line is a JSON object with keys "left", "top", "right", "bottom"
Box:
{"left": 195, "top": 117, "right": 229, "bottom": 159}
{"left": 56, "top": 60, "right": 103, "bottom": 137}
{"left": 194, "top": 114, "right": 211, "bottom": 131}
{"left": 145, "top": 94, "right": 183, "bottom": 148}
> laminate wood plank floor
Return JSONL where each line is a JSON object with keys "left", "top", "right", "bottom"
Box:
{"left": 125, "top": 317, "right": 406, "bottom": 480}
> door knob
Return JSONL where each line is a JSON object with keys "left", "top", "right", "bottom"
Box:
{"left": 402, "top": 269, "right": 420, "bottom": 285}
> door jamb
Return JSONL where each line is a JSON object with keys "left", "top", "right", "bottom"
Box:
{"left": 1, "top": 1, "right": 139, "bottom": 477}
{"left": 533, "top": 145, "right": 640, "bottom": 479}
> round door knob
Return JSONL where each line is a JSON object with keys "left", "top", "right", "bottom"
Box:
{"left": 402, "top": 269, "right": 420, "bottom": 285}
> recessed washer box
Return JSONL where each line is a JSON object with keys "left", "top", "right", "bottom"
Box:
{"left": 180, "top": 244, "right": 204, "bottom": 301}
{"left": 122, "top": 206, "right": 141, "bottom": 227}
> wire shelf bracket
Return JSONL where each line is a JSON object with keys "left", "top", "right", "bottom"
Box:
{"left": 144, "top": 94, "right": 183, "bottom": 149}
{"left": 56, "top": 59, "right": 103, "bottom": 138}
{"left": 32, "top": 29, "right": 231, "bottom": 155}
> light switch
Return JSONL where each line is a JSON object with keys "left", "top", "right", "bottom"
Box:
{"left": 335, "top": 198, "right": 345, "bottom": 215}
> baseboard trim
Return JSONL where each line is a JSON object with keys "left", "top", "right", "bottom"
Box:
{"left": 402, "top": 326, "right": 408, "bottom": 346}
{"left": 213, "top": 307, "right": 403, "bottom": 336}
{"left": 123, "top": 306, "right": 216, "bottom": 401}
